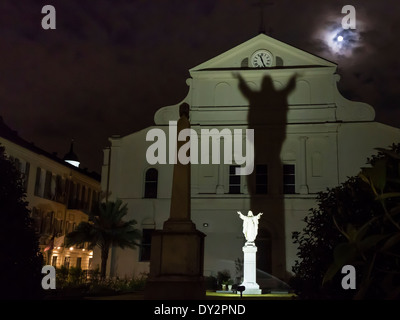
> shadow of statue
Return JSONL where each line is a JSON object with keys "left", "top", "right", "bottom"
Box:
{"left": 234, "top": 72, "right": 296, "bottom": 280}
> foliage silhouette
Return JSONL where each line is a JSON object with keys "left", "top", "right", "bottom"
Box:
{"left": 0, "top": 144, "right": 43, "bottom": 299}
{"left": 65, "top": 199, "right": 141, "bottom": 279}
{"left": 292, "top": 143, "right": 400, "bottom": 299}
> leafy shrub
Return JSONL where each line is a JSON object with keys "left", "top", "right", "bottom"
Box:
{"left": 47, "top": 267, "right": 149, "bottom": 298}
{"left": 0, "top": 145, "right": 44, "bottom": 299}
{"left": 217, "top": 270, "right": 231, "bottom": 288}
{"left": 291, "top": 143, "right": 400, "bottom": 300}
{"left": 68, "top": 267, "right": 86, "bottom": 285}
{"left": 56, "top": 266, "right": 69, "bottom": 289}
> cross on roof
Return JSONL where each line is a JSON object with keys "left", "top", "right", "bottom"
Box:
{"left": 252, "top": 0, "right": 274, "bottom": 34}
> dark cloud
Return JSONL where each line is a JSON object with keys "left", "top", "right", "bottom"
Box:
{"left": 0, "top": 0, "right": 399, "bottom": 172}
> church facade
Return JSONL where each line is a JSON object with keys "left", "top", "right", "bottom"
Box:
{"left": 98, "top": 34, "right": 400, "bottom": 284}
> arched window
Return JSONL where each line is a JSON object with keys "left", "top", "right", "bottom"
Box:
{"left": 144, "top": 168, "right": 158, "bottom": 198}
{"left": 214, "top": 82, "right": 231, "bottom": 106}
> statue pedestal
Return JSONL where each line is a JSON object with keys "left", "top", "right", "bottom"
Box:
{"left": 144, "top": 225, "right": 206, "bottom": 300}
{"left": 239, "top": 243, "right": 262, "bottom": 295}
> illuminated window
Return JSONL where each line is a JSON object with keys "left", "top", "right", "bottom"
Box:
{"left": 144, "top": 168, "right": 158, "bottom": 198}
{"left": 52, "top": 256, "right": 57, "bottom": 267}
{"left": 76, "top": 257, "right": 82, "bottom": 269}
{"left": 255, "top": 164, "right": 268, "bottom": 194}
{"left": 64, "top": 256, "right": 70, "bottom": 269}
{"left": 283, "top": 164, "right": 296, "bottom": 194}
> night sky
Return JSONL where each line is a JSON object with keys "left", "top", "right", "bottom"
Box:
{"left": 1, "top": 0, "right": 399, "bottom": 173}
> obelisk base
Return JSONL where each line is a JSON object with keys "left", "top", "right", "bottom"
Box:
{"left": 239, "top": 243, "right": 262, "bottom": 295}
{"left": 144, "top": 228, "right": 205, "bottom": 300}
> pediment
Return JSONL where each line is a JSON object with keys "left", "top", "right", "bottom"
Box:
{"left": 190, "top": 33, "right": 336, "bottom": 72}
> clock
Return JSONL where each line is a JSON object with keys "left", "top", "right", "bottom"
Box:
{"left": 250, "top": 49, "right": 273, "bottom": 68}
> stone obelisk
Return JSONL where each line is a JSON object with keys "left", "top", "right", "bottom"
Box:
{"left": 145, "top": 103, "right": 205, "bottom": 300}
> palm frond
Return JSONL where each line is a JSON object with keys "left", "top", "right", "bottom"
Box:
{"left": 66, "top": 199, "right": 142, "bottom": 278}
{"left": 65, "top": 222, "right": 96, "bottom": 247}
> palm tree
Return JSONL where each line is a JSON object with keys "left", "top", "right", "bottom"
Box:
{"left": 65, "top": 199, "right": 141, "bottom": 279}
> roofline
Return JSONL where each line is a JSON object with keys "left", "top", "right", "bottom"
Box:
{"left": 190, "top": 33, "right": 337, "bottom": 72}
{"left": 0, "top": 117, "right": 100, "bottom": 181}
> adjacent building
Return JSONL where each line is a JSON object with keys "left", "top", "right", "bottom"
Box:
{"left": 0, "top": 117, "right": 101, "bottom": 272}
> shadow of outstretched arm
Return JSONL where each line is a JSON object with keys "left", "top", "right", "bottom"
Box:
{"left": 281, "top": 74, "right": 297, "bottom": 96}
{"left": 233, "top": 72, "right": 253, "bottom": 100}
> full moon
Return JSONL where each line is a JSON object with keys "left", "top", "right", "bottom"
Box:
{"left": 313, "top": 15, "right": 366, "bottom": 59}
{"left": 317, "top": 24, "right": 362, "bottom": 57}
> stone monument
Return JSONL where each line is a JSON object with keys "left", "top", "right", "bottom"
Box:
{"left": 237, "top": 210, "right": 263, "bottom": 295}
{"left": 144, "top": 103, "right": 206, "bottom": 300}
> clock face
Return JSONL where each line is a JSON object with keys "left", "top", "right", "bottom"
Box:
{"left": 251, "top": 50, "right": 273, "bottom": 68}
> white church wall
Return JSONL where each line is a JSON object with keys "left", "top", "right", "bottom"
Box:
{"left": 191, "top": 68, "right": 337, "bottom": 110}
{"left": 102, "top": 128, "right": 178, "bottom": 278}
{"left": 282, "top": 127, "right": 340, "bottom": 195}
{"left": 102, "top": 33, "right": 400, "bottom": 283}
{"left": 283, "top": 197, "right": 316, "bottom": 276}
{"left": 304, "top": 133, "right": 339, "bottom": 193}
{"left": 103, "top": 116, "right": 400, "bottom": 280}
{"left": 288, "top": 79, "right": 311, "bottom": 105}
{"left": 192, "top": 207, "right": 243, "bottom": 278}
{"left": 107, "top": 128, "right": 175, "bottom": 200}
{"left": 193, "top": 163, "right": 219, "bottom": 194}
